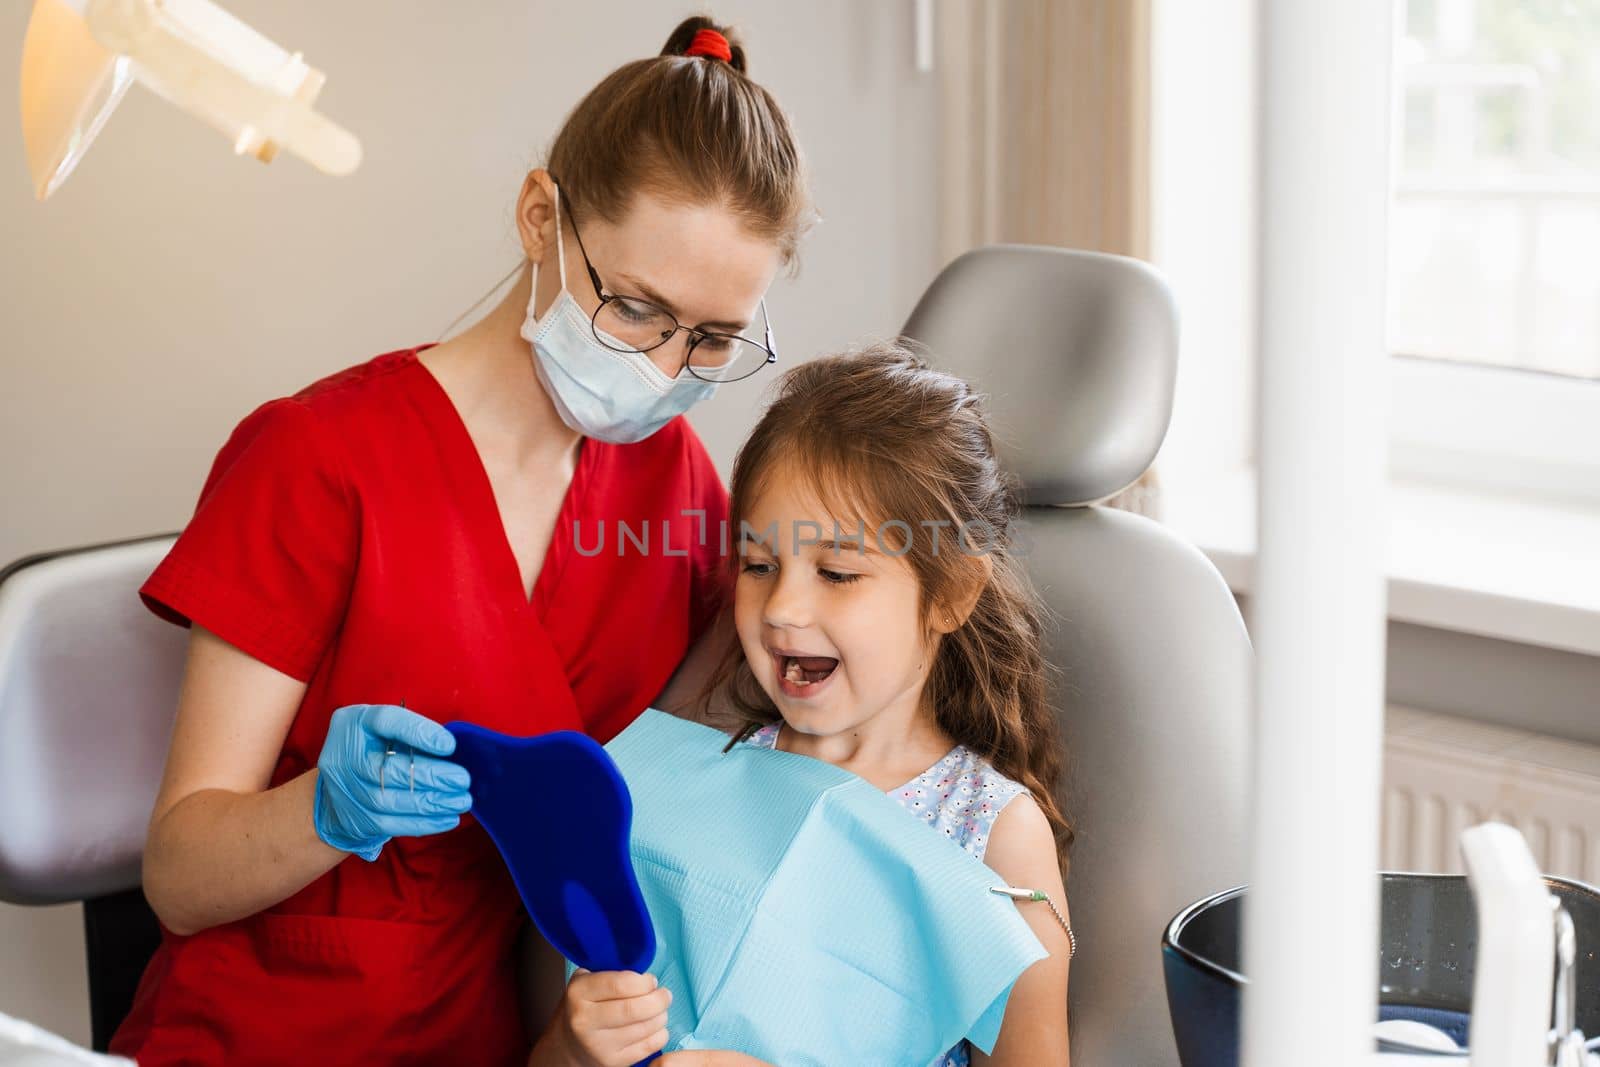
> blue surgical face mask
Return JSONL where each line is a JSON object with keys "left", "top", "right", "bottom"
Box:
{"left": 521, "top": 186, "right": 717, "bottom": 444}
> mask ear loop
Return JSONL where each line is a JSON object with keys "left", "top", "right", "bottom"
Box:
{"left": 552, "top": 181, "right": 569, "bottom": 293}
{"left": 525, "top": 181, "right": 567, "bottom": 317}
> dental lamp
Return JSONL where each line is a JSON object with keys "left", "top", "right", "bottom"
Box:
{"left": 18, "top": 0, "right": 361, "bottom": 201}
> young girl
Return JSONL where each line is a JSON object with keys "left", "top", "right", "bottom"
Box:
{"left": 559, "top": 341, "right": 1074, "bottom": 1066}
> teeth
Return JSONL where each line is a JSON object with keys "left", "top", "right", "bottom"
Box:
{"left": 783, "top": 657, "right": 809, "bottom": 685}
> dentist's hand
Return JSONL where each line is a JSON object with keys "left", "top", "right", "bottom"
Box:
{"left": 313, "top": 703, "right": 472, "bottom": 861}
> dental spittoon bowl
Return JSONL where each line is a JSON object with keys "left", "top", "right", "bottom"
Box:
{"left": 1162, "top": 871, "right": 1600, "bottom": 1066}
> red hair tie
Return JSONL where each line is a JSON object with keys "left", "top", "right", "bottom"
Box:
{"left": 684, "top": 28, "right": 733, "bottom": 64}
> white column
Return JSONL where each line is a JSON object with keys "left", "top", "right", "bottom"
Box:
{"left": 1242, "top": 3, "right": 1393, "bottom": 1066}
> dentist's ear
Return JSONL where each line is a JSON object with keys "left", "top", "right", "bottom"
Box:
{"left": 514, "top": 169, "right": 560, "bottom": 264}
{"left": 932, "top": 553, "right": 994, "bottom": 635}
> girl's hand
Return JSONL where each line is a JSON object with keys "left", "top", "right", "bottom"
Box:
{"left": 550, "top": 968, "right": 671, "bottom": 1067}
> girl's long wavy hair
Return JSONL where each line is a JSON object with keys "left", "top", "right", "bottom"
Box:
{"left": 699, "top": 340, "right": 1074, "bottom": 869}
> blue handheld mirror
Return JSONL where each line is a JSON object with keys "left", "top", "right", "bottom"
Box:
{"left": 444, "top": 723, "right": 656, "bottom": 976}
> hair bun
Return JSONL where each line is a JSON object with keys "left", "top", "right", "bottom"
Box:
{"left": 661, "top": 14, "right": 747, "bottom": 73}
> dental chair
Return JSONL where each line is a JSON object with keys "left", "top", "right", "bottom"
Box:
{"left": 902, "top": 245, "right": 1251, "bottom": 1065}
{"left": 0, "top": 246, "right": 1251, "bottom": 1065}
{"left": 0, "top": 536, "right": 182, "bottom": 1050}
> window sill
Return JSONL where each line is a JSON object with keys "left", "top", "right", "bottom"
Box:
{"left": 1161, "top": 469, "right": 1600, "bottom": 659}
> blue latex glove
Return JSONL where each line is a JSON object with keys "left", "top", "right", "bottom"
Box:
{"left": 313, "top": 703, "right": 472, "bottom": 861}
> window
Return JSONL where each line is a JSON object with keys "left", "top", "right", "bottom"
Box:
{"left": 1389, "top": 0, "right": 1600, "bottom": 501}
{"left": 1392, "top": 0, "right": 1600, "bottom": 380}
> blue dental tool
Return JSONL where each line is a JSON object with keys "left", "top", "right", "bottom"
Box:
{"left": 443, "top": 723, "right": 656, "bottom": 976}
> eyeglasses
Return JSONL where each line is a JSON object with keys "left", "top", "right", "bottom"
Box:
{"left": 556, "top": 183, "right": 777, "bottom": 384}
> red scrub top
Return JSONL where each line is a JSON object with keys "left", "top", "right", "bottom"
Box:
{"left": 111, "top": 347, "right": 730, "bottom": 1067}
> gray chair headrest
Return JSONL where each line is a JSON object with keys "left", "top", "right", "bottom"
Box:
{"left": 901, "top": 245, "right": 1178, "bottom": 507}
{"left": 0, "top": 536, "right": 183, "bottom": 904}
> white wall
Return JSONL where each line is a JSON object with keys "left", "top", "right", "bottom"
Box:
{"left": 0, "top": 0, "right": 940, "bottom": 1040}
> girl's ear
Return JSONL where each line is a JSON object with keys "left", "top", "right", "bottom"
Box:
{"left": 514, "top": 169, "right": 559, "bottom": 264}
{"left": 931, "top": 554, "right": 994, "bottom": 635}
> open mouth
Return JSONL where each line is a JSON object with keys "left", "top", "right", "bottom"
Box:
{"left": 776, "top": 652, "right": 839, "bottom": 688}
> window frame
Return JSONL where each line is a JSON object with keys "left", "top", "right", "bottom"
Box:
{"left": 1389, "top": 355, "right": 1600, "bottom": 503}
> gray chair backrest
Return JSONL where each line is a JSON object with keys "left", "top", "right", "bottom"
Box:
{"left": 0, "top": 536, "right": 183, "bottom": 904}
{"left": 903, "top": 245, "right": 1252, "bottom": 1066}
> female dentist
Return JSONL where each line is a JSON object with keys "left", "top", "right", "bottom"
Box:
{"left": 110, "top": 17, "right": 806, "bottom": 1067}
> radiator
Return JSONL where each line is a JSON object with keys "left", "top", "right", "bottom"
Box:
{"left": 1382, "top": 705, "right": 1600, "bottom": 886}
